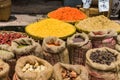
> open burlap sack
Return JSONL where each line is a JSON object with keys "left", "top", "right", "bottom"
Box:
{"left": 52, "top": 62, "right": 89, "bottom": 80}
{"left": 15, "top": 55, "right": 53, "bottom": 80}
{"left": 0, "top": 59, "right": 10, "bottom": 80}
{"left": 11, "top": 38, "right": 42, "bottom": 59}
{"left": 0, "top": 44, "right": 16, "bottom": 79}
{"left": 67, "top": 32, "right": 92, "bottom": 65}
{"left": 89, "top": 30, "right": 117, "bottom": 48}
{"left": 86, "top": 47, "right": 120, "bottom": 80}
{"left": 42, "top": 37, "right": 69, "bottom": 65}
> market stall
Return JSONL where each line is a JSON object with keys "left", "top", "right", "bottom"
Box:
{"left": 0, "top": 0, "right": 120, "bottom": 80}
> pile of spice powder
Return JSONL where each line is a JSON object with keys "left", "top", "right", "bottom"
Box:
{"left": 25, "top": 18, "right": 76, "bottom": 39}
{"left": 48, "top": 7, "right": 87, "bottom": 22}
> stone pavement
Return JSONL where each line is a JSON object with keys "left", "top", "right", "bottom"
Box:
{"left": 0, "top": 14, "right": 46, "bottom": 27}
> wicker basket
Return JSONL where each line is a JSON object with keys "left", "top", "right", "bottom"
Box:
{"left": 68, "top": 41, "right": 92, "bottom": 65}
{"left": 67, "top": 33, "right": 92, "bottom": 65}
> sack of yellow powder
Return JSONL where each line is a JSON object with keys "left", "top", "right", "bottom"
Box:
{"left": 52, "top": 62, "right": 89, "bottom": 80}
{"left": 67, "top": 32, "right": 92, "bottom": 65}
{"left": 11, "top": 38, "right": 42, "bottom": 59}
{"left": 0, "top": 59, "right": 10, "bottom": 80}
{"left": 0, "top": 44, "right": 16, "bottom": 79}
{"left": 14, "top": 55, "right": 53, "bottom": 80}
{"left": 42, "top": 36, "right": 69, "bottom": 65}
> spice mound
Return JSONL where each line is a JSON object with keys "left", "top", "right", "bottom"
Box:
{"left": 22, "top": 62, "right": 46, "bottom": 72}
{"left": 26, "top": 18, "right": 76, "bottom": 39}
{"left": 75, "top": 15, "right": 120, "bottom": 32}
{"left": 90, "top": 50, "right": 117, "bottom": 65}
{"left": 48, "top": 7, "right": 86, "bottom": 22}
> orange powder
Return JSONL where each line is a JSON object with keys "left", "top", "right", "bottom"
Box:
{"left": 48, "top": 7, "right": 87, "bottom": 22}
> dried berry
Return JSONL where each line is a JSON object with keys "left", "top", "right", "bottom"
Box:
{"left": 0, "top": 31, "right": 27, "bottom": 45}
{"left": 90, "top": 50, "right": 117, "bottom": 65}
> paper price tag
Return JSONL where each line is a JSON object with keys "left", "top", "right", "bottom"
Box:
{"left": 99, "top": 0, "right": 109, "bottom": 12}
{"left": 82, "top": 0, "right": 92, "bottom": 9}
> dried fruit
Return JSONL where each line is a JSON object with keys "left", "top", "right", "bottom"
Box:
{"left": 0, "top": 31, "right": 27, "bottom": 45}
{"left": 61, "top": 68, "right": 77, "bottom": 80}
{"left": 90, "top": 50, "right": 117, "bottom": 65}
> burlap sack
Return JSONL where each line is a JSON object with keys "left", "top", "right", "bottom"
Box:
{"left": 115, "top": 35, "right": 120, "bottom": 52}
{"left": 0, "top": 59, "right": 10, "bottom": 80}
{"left": 116, "top": 34, "right": 120, "bottom": 45}
{"left": 42, "top": 37, "right": 69, "bottom": 65}
{"left": 89, "top": 30, "right": 117, "bottom": 48}
{"left": 67, "top": 32, "right": 92, "bottom": 65}
{"left": 15, "top": 55, "right": 53, "bottom": 80}
{"left": 11, "top": 38, "right": 42, "bottom": 59}
{"left": 0, "top": 44, "right": 16, "bottom": 79}
{"left": 86, "top": 47, "right": 120, "bottom": 80}
{"left": 52, "top": 62, "right": 89, "bottom": 80}
{"left": 0, "top": 44, "right": 14, "bottom": 60}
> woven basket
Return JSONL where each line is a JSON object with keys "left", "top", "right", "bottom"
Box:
{"left": 68, "top": 41, "right": 92, "bottom": 65}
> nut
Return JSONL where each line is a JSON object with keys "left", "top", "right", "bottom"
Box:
{"left": 70, "top": 71, "right": 77, "bottom": 78}
{"left": 22, "top": 62, "right": 46, "bottom": 72}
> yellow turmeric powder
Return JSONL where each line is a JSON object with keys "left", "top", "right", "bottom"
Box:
{"left": 25, "top": 18, "right": 76, "bottom": 39}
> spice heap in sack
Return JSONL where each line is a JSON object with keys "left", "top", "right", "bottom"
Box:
{"left": 86, "top": 47, "right": 120, "bottom": 80}
{"left": 67, "top": 33, "right": 92, "bottom": 65}
{"left": 11, "top": 38, "right": 42, "bottom": 59}
{"left": 0, "top": 59, "right": 10, "bottom": 80}
{"left": 14, "top": 55, "right": 53, "bottom": 80}
{"left": 75, "top": 15, "right": 120, "bottom": 32}
{"left": 25, "top": 18, "right": 76, "bottom": 39}
{"left": 0, "top": 44, "right": 16, "bottom": 79}
{"left": 52, "top": 62, "right": 89, "bottom": 80}
{"left": 42, "top": 37, "right": 69, "bottom": 65}
{"left": 89, "top": 30, "right": 117, "bottom": 49}
{"left": 48, "top": 7, "right": 86, "bottom": 22}
{"left": 0, "top": 31, "right": 27, "bottom": 45}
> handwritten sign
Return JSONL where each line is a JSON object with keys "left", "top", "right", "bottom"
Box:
{"left": 99, "top": 0, "right": 109, "bottom": 12}
{"left": 82, "top": 0, "right": 92, "bottom": 9}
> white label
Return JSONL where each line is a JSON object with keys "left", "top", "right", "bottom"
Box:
{"left": 99, "top": 0, "right": 109, "bottom": 12}
{"left": 82, "top": 0, "right": 92, "bottom": 9}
